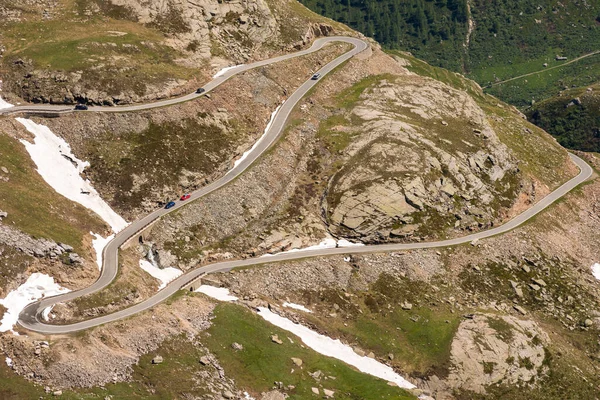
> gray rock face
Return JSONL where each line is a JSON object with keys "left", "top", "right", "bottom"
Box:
{"left": 323, "top": 75, "right": 520, "bottom": 242}
{"left": 0, "top": 224, "right": 73, "bottom": 260}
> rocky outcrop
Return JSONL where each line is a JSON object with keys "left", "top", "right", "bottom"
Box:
{"left": 0, "top": 223, "right": 78, "bottom": 261}
{"left": 108, "top": 0, "right": 278, "bottom": 65}
{"left": 426, "top": 313, "right": 549, "bottom": 395}
{"left": 323, "top": 75, "right": 521, "bottom": 242}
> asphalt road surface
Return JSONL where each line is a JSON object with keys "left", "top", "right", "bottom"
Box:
{"left": 14, "top": 37, "right": 594, "bottom": 334}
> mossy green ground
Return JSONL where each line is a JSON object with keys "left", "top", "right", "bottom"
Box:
{"left": 300, "top": 273, "right": 459, "bottom": 377}
{"left": 204, "top": 302, "right": 416, "bottom": 399}
{"left": 0, "top": 133, "right": 105, "bottom": 254}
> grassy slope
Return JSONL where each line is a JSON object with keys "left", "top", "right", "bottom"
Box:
{"left": 0, "top": 0, "right": 199, "bottom": 100}
{"left": 299, "top": 274, "right": 460, "bottom": 377}
{"left": 0, "top": 132, "right": 106, "bottom": 253}
{"left": 0, "top": 297, "right": 416, "bottom": 399}
{"left": 204, "top": 303, "right": 416, "bottom": 399}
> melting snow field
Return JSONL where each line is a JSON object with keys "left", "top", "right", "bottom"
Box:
{"left": 139, "top": 260, "right": 183, "bottom": 290}
{"left": 262, "top": 237, "right": 364, "bottom": 257}
{"left": 231, "top": 104, "right": 282, "bottom": 170}
{"left": 257, "top": 307, "right": 416, "bottom": 389}
{"left": 213, "top": 64, "right": 244, "bottom": 78}
{"left": 16, "top": 118, "right": 128, "bottom": 233}
{"left": 592, "top": 263, "right": 600, "bottom": 280}
{"left": 0, "top": 273, "right": 70, "bottom": 333}
{"left": 283, "top": 302, "right": 312, "bottom": 313}
{"left": 91, "top": 233, "right": 114, "bottom": 271}
{"left": 195, "top": 285, "right": 239, "bottom": 302}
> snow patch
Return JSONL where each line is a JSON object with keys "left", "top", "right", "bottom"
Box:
{"left": 41, "top": 305, "right": 53, "bottom": 321}
{"left": 592, "top": 263, "right": 600, "bottom": 280}
{"left": 0, "top": 273, "right": 70, "bottom": 333}
{"left": 262, "top": 237, "right": 363, "bottom": 257}
{"left": 5, "top": 357, "right": 12, "bottom": 367}
{"left": 195, "top": 285, "right": 238, "bottom": 302}
{"left": 91, "top": 232, "right": 114, "bottom": 271}
{"left": 243, "top": 392, "right": 255, "bottom": 400}
{"left": 213, "top": 64, "right": 244, "bottom": 78}
{"left": 257, "top": 307, "right": 415, "bottom": 389}
{"left": 0, "top": 96, "right": 13, "bottom": 110}
{"left": 139, "top": 260, "right": 183, "bottom": 290}
{"left": 231, "top": 105, "right": 282, "bottom": 171}
{"left": 338, "top": 239, "right": 365, "bottom": 248}
{"left": 283, "top": 302, "right": 312, "bottom": 313}
{"left": 16, "top": 118, "right": 128, "bottom": 233}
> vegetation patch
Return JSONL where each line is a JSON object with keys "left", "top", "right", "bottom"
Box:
{"left": 204, "top": 303, "right": 416, "bottom": 399}
{"left": 300, "top": 273, "right": 460, "bottom": 377}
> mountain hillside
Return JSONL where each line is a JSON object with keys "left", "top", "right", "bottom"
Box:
{"left": 0, "top": 0, "right": 349, "bottom": 105}
{"left": 0, "top": 1, "right": 598, "bottom": 400}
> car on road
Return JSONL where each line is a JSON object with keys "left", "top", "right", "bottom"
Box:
{"left": 311, "top": 73, "right": 321, "bottom": 80}
{"left": 180, "top": 194, "right": 191, "bottom": 201}
{"left": 74, "top": 104, "right": 88, "bottom": 110}
{"left": 164, "top": 201, "right": 176, "bottom": 209}
{"left": 196, "top": 88, "right": 206, "bottom": 94}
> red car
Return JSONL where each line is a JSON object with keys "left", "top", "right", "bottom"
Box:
{"left": 180, "top": 194, "right": 191, "bottom": 201}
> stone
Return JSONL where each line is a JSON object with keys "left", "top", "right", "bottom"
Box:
{"left": 222, "top": 390, "right": 235, "bottom": 399}
{"left": 521, "top": 265, "right": 531, "bottom": 273}
{"left": 311, "top": 387, "right": 320, "bottom": 395}
{"left": 59, "top": 243, "right": 74, "bottom": 252}
{"left": 584, "top": 319, "right": 593, "bottom": 327}
{"left": 513, "top": 305, "right": 527, "bottom": 315}
{"left": 291, "top": 357, "right": 303, "bottom": 367}
{"left": 441, "top": 120, "right": 448, "bottom": 126}
{"left": 401, "top": 301, "right": 413, "bottom": 310}
{"left": 532, "top": 278, "right": 547, "bottom": 287}
{"left": 388, "top": 353, "right": 394, "bottom": 360}
{"left": 231, "top": 342, "right": 243, "bottom": 351}
{"left": 199, "top": 356, "right": 211, "bottom": 366}
{"left": 152, "top": 355, "right": 163, "bottom": 364}
{"left": 53, "top": 390, "right": 63, "bottom": 396}
{"left": 353, "top": 347, "right": 365, "bottom": 357}
{"left": 0, "top": 211, "right": 7, "bottom": 219}
{"left": 528, "top": 283, "right": 541, "bottom": 291}
{"left": 69, "top": 253, "right": 83, "bottom": 264}
{"left": 0, "top": 166, "right": 8, "bottom": 174}
{"left": 270, "top": 335, "right": 283, "bottom": 344}
{"left": 367, "top": 352, "right": 375, "bottom": 359}
{"left": 323, "top": 388, "right": 335, "bottom": 397}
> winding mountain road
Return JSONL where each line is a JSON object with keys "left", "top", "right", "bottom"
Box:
{"left": 14, "top": 37, "right": 594, "bottom": 334}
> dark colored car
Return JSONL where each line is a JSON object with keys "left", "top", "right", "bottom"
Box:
{"left": 74, "top": 104, "right": 88, "bottom": 111}
{"left": 180, "top": 194, "right": 191, "bottom": 201}
{"left": 165, "top": 201, "right": 176, "bottom": 209}
{"left": 311, "top": 73, "right": 321, "bottom": 80}
{"left": 196, "top": 88, "right": 206, "bottom": 94}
